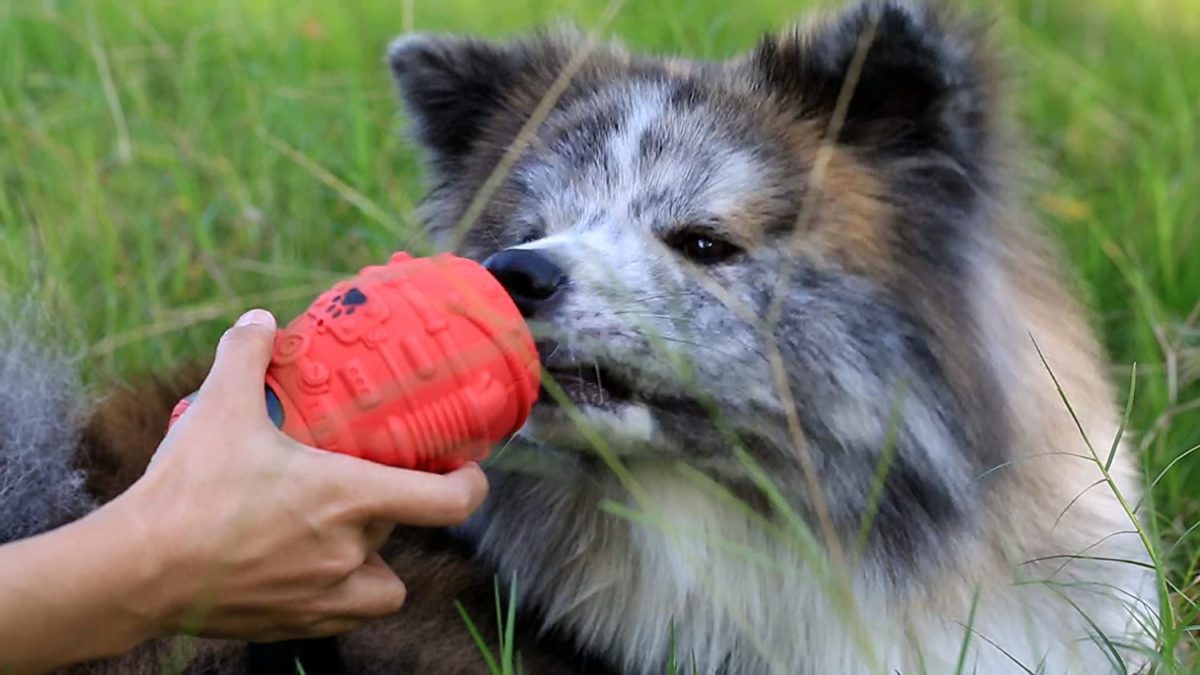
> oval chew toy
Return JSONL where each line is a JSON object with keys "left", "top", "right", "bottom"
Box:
{"left": 167, "top": 252, "right": 540, "bottom": 473}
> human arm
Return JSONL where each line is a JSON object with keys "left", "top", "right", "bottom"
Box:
{"left": 0, "top": 309, "right": 488, "bottom": 673}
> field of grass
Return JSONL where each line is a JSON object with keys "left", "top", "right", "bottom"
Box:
{"left": 1, "top": 0, "right": 1197, "bottom": 671}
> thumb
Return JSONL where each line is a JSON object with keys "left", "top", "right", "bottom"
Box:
{"left": 195, "top": 309, "right": 278, "bottom": 412}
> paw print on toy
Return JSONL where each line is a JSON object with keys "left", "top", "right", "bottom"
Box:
{"left": 306, "top": 280, "right": 392, "bottom": 346}
{"left": 324, "top": 287, "right": 368, "bottom": 319}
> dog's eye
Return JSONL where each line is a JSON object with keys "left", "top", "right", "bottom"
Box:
{"left": 666, "top": 231, "right": 741, "bottom": 265}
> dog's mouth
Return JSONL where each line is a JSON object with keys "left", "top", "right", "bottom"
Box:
{"left": 539, "top": 364, "right": 636, "bottom": 409}
{"left": 536, "top": 342, "right": 637, "bottom": 410}
{"left": 525, "top": 340, "right": 717, "bottom": 454}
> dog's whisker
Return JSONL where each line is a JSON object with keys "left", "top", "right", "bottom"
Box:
{"left": 607, "top": 290, "right": 705, "bottom": 308}
{"left": 610, "top": 311, "right": 694, "bottom": 321}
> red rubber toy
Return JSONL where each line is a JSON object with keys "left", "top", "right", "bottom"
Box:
{"left": 167, "top": 252, "right": 540, "bottom": 473}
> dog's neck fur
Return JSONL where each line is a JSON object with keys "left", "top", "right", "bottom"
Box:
{"left": 465, "top": 448, "right": 1154, "bottom": 675}
{"left": 466, "top": 459, "right": 900, "bottom": 675}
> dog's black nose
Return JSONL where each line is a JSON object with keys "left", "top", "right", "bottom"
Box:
{"left": 482, "top": 248, "right": 567, "bottom": 318}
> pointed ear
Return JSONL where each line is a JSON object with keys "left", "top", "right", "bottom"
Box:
{"left": 747, "top": 0, "right": 998, "bottom": 165}
{"left": 388, "top": 34, "right": 518, "bottom": 173}
{"left": 388, "top": 32, "right": 575, "bottom": 175}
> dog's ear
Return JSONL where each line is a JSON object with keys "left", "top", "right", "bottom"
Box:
{"left": 746, "top": 1, "right": 998, "bottom": 166}
{"left": 388, "top": 32, "right": 574, "bottom": 176}
{"left": 388, "top": 35, "right": 516, "bottom": 174}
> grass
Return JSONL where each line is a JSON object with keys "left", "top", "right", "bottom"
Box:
{"left": 0, "top": 0, "right": 1197, "bottom": 671}
{"left": 457, "top": 575, "right": 523, "bottom": 675}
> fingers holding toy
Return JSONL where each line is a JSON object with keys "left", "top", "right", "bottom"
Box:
{"left": 109, "top": 308, "right": 490, "bottom": 643}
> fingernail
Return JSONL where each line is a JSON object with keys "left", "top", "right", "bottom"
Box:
{"left": 235, "top": 308, "right": 275, "bottom": 328}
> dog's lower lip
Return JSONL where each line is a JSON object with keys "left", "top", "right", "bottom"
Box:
{"left": 538, "top": 366, "right": 633, "bottom": 407}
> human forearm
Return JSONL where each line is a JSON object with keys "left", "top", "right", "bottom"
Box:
{"left": 0, "top": 505, "right": 163, "bottom": 674}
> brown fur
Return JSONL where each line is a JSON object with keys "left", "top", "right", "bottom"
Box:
{"left": 76, "top": 365, "right": 209, "bottom": 503}
{"left": 335, "top": 529, "right": 613, "bottom": 674}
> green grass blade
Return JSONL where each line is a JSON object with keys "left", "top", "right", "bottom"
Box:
{"left": 456, "top": 600, "right": 503, "bottom": 675}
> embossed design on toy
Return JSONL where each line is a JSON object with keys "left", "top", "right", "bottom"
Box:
{"left": 323, "top": 287, "right": 368, "bottom": 319}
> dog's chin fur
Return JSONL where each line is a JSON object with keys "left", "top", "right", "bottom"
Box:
{"left": 521, "top": 402, "right": 662, "bottom": 456}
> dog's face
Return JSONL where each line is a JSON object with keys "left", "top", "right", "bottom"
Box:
{"left": 391, "top": 1, "right": 1011, "bottom": 562}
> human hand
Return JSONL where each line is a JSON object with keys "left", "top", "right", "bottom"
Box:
{"left": 108, "top": 309, "right": 489, "bottom": 642}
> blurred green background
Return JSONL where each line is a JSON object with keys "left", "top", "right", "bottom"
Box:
{"left": 1, "top": 0, "right": 1197, "bottom": 668}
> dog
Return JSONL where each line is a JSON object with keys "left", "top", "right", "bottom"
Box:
{"left": 0, "top": 1, "right": 1159, "bottom": 673}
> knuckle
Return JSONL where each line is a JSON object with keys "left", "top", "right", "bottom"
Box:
{"left": 301, "top": 597, "right": 341, "bottom": 624}
{"left": 311, "top": 556, "right": 350, "bottom": 582}
{"left": 306, "top": 621, "right": 351, "bottom": 639}
{"left": 283, "top": 611, "right": 322, "bottom": 634}
{"left": 328, "top": 543, "right": 366, "bottom": 578}
{"left": 324, "top": 486, "right": 372, "bottom": 526}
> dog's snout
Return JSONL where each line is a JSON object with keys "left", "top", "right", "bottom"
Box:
{"left": 482, "top": 248, "right": 567, "bottom": 318}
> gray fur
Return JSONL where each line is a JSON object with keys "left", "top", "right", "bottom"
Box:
{"left": 0, "top": 295, "right": 96, "bottom": 543}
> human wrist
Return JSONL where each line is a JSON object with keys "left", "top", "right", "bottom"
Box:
{"left": 79, "top": 488, "right": 185, "bottom": 643}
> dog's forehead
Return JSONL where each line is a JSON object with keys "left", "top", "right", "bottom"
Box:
{"left": 511, "top": 78, "right": 778, "bottom": 236}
